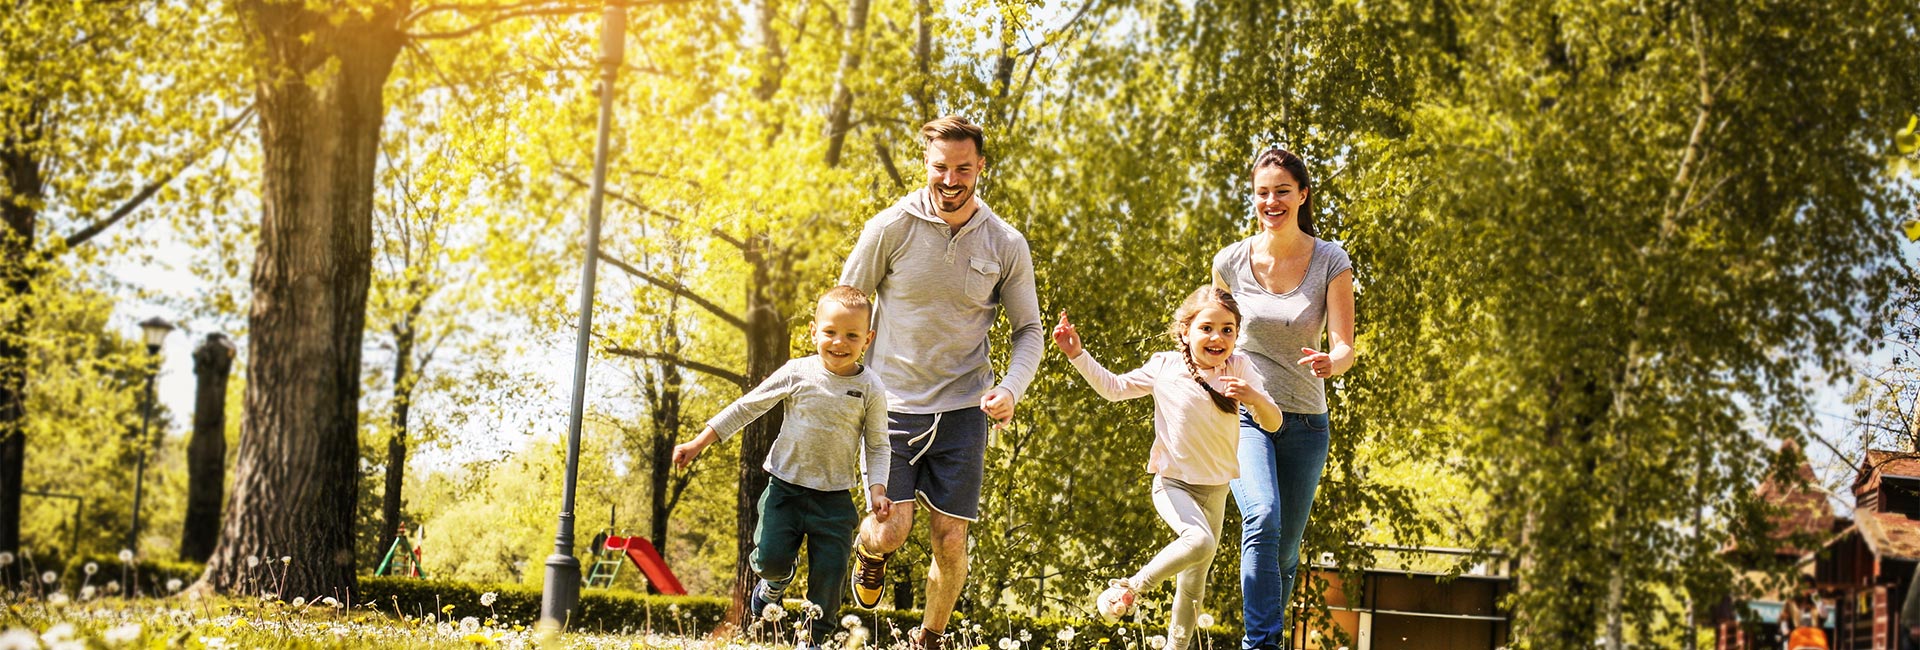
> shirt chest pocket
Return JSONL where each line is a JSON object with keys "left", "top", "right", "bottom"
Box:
{"left": 966, "top": 257, "right": 1000, "bottom": 302}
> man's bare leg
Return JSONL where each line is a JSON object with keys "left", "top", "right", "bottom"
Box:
{"left": 920, "top": 510, "right": 971, "bottom": 634}
{"left": 859, "top": 502, "right": 915, "bottom": 554}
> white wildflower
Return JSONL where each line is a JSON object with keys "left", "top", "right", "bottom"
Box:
{"left": 480, "top": 591, "right": 498, "bottom": 607}
{"left": 292, "top": 597, "right": 307, "bottom": 607}
{"left": 103, "top": 623, "right": 142, "bottom": 647}
{"left": 1147, "top": 635, "right": 1167, "bottom": 649}
{"left": 0, "top": 628, "right": 39, "bottom": 650}
{"left": 841, "top": 614, "right": 862, "bottom": 629}
{"left": 461, "top": 617, "right": 481, "bottom": 634}
{"left": 41, "top": 624, "right": 75, "bottom": 643}
{"left": 246, "top": 556, "right": 260, "bottom": 568}
{"left": 322, "top": 597, "right": 341, "bottom": 608}
{"left": 83, "top": 562, "right": 97, "bottom": 576}
{"left": 1195, "top": 614, "right": 1214, "bottom": 628}
{"left": 39, "top": 571, "right": 54, "bottom": 584}
{"left": 280, "top": 556, "right": 291, "bottom": 564}
{"left": 117, "top": 549, "right": 134, "bottom": 563}
{"left": 999, "top": 638, "right": 1019, "bottom": 650}
{"left": 761, "top": 603, "right": 785, "bottom": 621}
{"left": 199, "top": 636, "right": 231, "bottom": 650}
{"left": 1058, "top": 627, "right": 1076, "bottom": 642}
{"left": 845, "top": 627, "right": 869, "bottom": 649}
{"left": 801, "top": 600, "right": 823, "bottom": 620}
{"left": 167, "top": 578, "right": 182, "bottom": 592}
{"left": 1021, "top": 629, "right": 1033, "bottom": 642}
{"left": 108, "top": 581, "right": 122, "bottom": 594}
{"left": 79, "top": 585, "right": 95, "bottom": 600}
{"left": 0, "top": 552, "right": 13, "bottom": 567}
{"left": 46, "top": 592, "right": 68, "bottom": 607}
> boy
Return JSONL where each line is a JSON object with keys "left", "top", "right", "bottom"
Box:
{"left": 671, "top": 285, "right": 893, "bottom": 646}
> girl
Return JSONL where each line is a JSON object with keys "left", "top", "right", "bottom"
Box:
{"left": 1212, "top": 147, "right": 1356, "bottom": 650}
{"left": 1052, "top": 285, "right": 1282, "bottom": 650}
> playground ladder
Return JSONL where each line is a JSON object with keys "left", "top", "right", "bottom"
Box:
{"left": 586, "top": 533, "right": 627, "bottom": 589}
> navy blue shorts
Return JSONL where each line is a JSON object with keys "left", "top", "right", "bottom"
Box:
{"left": 885, "top": 408, "right": 989, "bottom": 521}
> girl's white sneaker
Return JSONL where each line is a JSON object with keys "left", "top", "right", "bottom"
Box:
{"left": 1097, "top": 578, "right": 1138, "bottom": 619}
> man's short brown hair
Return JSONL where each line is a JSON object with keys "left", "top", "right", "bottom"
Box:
{"left": 818, "top": 285, "right": 873, "bottom": 318}
{"left": 921, "top": 115, "right": 985, "bottom": 160}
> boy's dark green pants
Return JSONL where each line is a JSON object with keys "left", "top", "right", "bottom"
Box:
{"left": 751, "top": 476, "right": 859, "bottom": 643}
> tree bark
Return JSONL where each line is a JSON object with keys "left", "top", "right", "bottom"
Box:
{"left": 0, "top": 94, "right": 45, "bottom": 554}
{"left": 822, "top": 0, "right": 873, "bottom": 167}
{"left": 379, "top": 313, "right": 419, "bottom": 558}
{"left": 648, "top": 318, "right": 683, "bottom": 563}
{"left": 199, "top": 1, "right": 406, "bottom": 601}
{"left": 727, "top": 234, "right": 792, "bottom": 627}
{"left": 181, "top": 334, "right": 237, "bottom": 562}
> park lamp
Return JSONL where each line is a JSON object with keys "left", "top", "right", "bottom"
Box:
{"left": 138, "top": 317, "right": 174, "bottom": 354}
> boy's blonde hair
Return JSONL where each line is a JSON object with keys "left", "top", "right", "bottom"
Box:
{"left": 817, "top": 285, "right": 873, "bottom": 319}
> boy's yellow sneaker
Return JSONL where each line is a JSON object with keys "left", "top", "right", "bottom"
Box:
{"left": 850, "top": 545, "right": 890, "bottom": 608}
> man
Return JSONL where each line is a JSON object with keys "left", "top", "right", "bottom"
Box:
{"left": 838, "top": 115, "right": 1044, "bottom": 650}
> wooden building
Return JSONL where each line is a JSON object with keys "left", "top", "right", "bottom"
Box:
{"left": 1716, "top": 439, "right": 1841, "bottom": 649}
{"left": 1813, "top": 449, "right": 1920, "bottom": 650}
{"left": 1292, "top": 546, "right": 1512, "bottom": 650}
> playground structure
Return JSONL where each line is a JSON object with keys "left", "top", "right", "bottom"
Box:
{"left": 586, "top": 531, "right": 686, "bottom": 595}
{"left": 375, "top": 525, "right": 423, "bottom": 578}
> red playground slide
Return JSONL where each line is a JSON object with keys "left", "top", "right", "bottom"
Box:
{"left": 607, "top": 535, "right": 687, "bottom": 595}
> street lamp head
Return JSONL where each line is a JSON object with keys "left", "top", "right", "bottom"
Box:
{"left": 138, "top": 317, "right": 175, "bottom": 353}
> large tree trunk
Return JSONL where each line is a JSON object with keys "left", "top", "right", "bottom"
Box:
{"left": 181, "top": 333, "right": 237, "bottom": 562}
{"left": 0, "top": 97, "right": 45, "bottom": 554}
{"left": 727, "top": 235, "right": 791, "bottom": 627}
{"left": 199, "top": 1, "right": 406, "bottom": 600}
{"left": 379, "top": 317, "right": 417, "bottom": 555}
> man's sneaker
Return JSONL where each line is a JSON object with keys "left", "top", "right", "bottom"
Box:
{"left": 748, "top": 573, "right": 792, "bottom": 620}
{"left": 849, "top": 545, "right": 890, "bottom": 608}
{"left": 1096, "top": 577, "right": 1138, "bottom": 619}
{"left": 909, "top": 626, "right": 946, "bottom": 650}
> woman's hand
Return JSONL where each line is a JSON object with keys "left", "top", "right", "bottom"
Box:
{"left": 1298, "top": 347, "right": 1334, "bottom": 378}
{"left": 1051, "top": 311, "right": 1084, "bottom": 359}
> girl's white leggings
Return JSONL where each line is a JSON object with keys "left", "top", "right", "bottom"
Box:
{"left": 1131, "top": 475, "right": 1229, "bottom": 650}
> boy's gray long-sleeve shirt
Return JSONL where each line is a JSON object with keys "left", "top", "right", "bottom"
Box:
{"left": 839, "top": 189, "right": 1045, "bottom": 414}
{"left": 705, "top": 356, "right": 891, "bottom": 492}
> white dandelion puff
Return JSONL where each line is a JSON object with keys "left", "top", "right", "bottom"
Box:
{"left": 1058, "top": 627, "right": 1076, "bottom": 642}
{"left": 1195, "top": 614, "right": 1214, "bottom": 628}
{"left": 117, "top": 549, "right": 134, "bottom": 563}
{"left": 480, "top": 591, "right": 498, "bottom": 607}
{"left": 83, "top": 562, "right": 97, "bottom": 576}
{"left": 246, "top": 556, "right": 260, "bottom": 568}
{"left": 166, "top": 578, "right": 182, "bottom": 593}
{"left": 841, "top": 614, "right": 862, "bottom": 629}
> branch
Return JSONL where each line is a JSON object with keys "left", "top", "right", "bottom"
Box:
{"left": 1016, "top": 0, "right": 1095, "bottom": 57}
{"left": 605, "top": 346, "right": 747, "bottom": 388}
{"left": 559, "top": 170, "right": 745, "bottom": 250}
{"left": 406, "top": 0, "right": 708, "bottom": 40}
{"left": 597, "top": 250, "right": 747, "bottom": 331}
{"left": 63, "top": 105, "right": 257, "bottom": 248}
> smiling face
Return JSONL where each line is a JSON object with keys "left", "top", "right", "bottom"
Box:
{"left": 925, "top": 137, "right": 984, "bottom": 217}
{"left": 1253, "top": 165, "right": 1309, "bottom": 234}
{"left": 812, "top": 299, "right": 873, "bottom": 376}
{"left": 1181, "top": 304, "right": 1240, "bottom": 370}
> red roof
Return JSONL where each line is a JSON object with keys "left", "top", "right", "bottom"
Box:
{"left": 1854, "top": 449, "right": 1920, "bottom": 498}
{"left": 1854, "top": 510, "right": 1920, "bottom": 561}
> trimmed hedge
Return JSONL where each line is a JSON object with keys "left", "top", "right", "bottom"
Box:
{"left": 360, "top": 576, "right": 1241, "bottom": 646}
{"left": 35, "top": 554, "right": 206, "bottom": 598}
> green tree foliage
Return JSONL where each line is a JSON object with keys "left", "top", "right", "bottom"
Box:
{"left": 0, "top": 0, "right": 248, "bottom": 554}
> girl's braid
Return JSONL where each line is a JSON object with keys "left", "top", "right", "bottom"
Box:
{"left": 1183, "top": 339, "right": 1239, "bottom": 415}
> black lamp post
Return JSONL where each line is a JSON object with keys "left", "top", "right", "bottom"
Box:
{"left": 128, "top": 316, "right": 173, "bottom": 555}
{"left": 541, "top": 2, "right": 625, "bottom": 627}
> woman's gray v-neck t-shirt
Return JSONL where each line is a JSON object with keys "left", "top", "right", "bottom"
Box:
{"left": 1212, "top": 237, "right": 1352, "bottom": 414}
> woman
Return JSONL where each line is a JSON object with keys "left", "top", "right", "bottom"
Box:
{"left": 1211, "top": 147, "right": 1356, "bottom": 650}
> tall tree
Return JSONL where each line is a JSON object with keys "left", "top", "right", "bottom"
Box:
{"left": 0, "top": 1, "right": 245, "bottom": 553}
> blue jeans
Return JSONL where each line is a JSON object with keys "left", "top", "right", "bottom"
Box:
{"left": 1230, "top": 410, "right": 1330, "bottom": 650}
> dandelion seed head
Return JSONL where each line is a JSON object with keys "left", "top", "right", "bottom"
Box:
{"left": 1059, "top": 628, "right": 1076, "bottom": 642}
{"left": 461, "top": 616, "right": 481, "bottom": 634}
{"left": 83, "top": 562, "right": 98, "bottom": 576}
{"left": 1000, "top": 638, "right": 1019, "bottom": 649}
{"left": 1148, "top": 635, "right": 1167, "bottom": 649}
{"left": 281, "top": 556, "right": 291, "bottom": 564}
{"left": 108, "top": 581, "right": 122, "bottom": 594}
{"left": 323, "top": 597, "right": 340, "bottom": 608}
{"left": 47, "top": 592, "right": 69, "bottom": 607}
{"left": 117, "top": 549, "right": 134, "bottom": 563}
{"left": 1195, "top": 614, "right": 1214, "bottom": 628}
{"left": 1020, "top": 629, "right": 1033, "bottom": 642}
{"left": 761, "top": 603, "right": 785, "bottom": 621}
{"left": 246, "top": 556, "right": 260, "bottom": 568}
{"left": 80, "top": 585, "right": 95, "bottom": 600}
{"left": 480, "top": 591, "right": 498, "bottom": 607}
{"left": 40, "top": 571, "right": 55, "bottom": 584}
{"left": 841, "top": 614, "right": 862, "bottom": 629}
{"left": 166, "top": 578, "right": 182, "bottom": 593}
{"left": 103, "top": 623, "right": 142, "bottom": 646}
{"left": 293, "top": 597, "right": 307, "bottom": 607}
{"left": 0, "top": 552, "right": 12, "bottom": 567}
